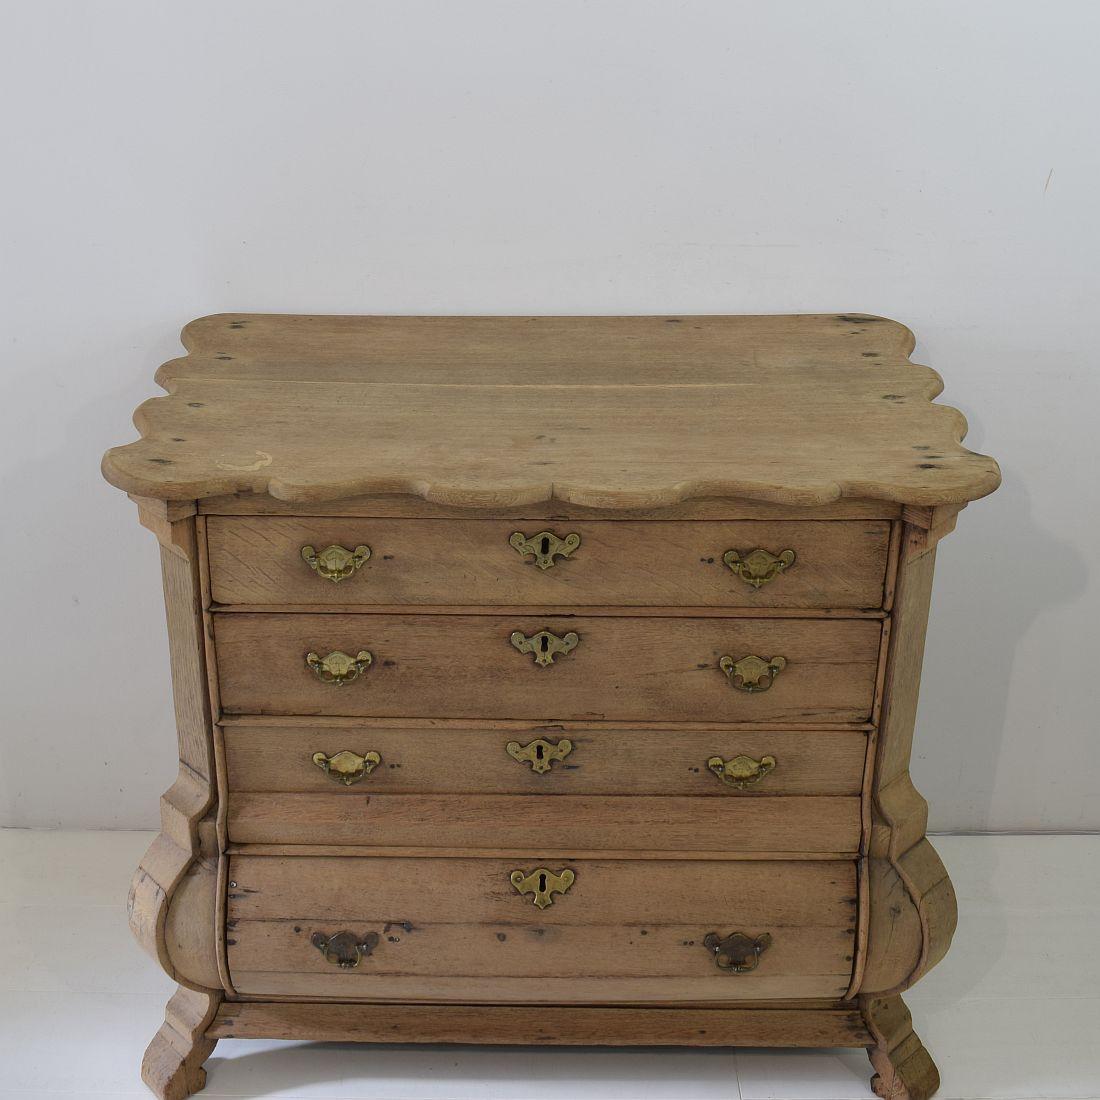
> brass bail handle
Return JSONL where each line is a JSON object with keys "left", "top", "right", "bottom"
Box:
{"left": 311, "top": 930, "right": 380, "bottom": 969}
{"left": 510, "top": 530, "right": 581, "bottom": 570}
{"left": 703, "top": 931, "right": 773, "bottom": 973}
{"left": 301, "top": 543, "right": 371, "bottom": 582}
{"left": 722, "top": 548, "right": 795, "bottom": 589}
{"left": 306, "top": 649, "right": 373, "bottom": 686}
{"left": 312, "top": 749, "right": 382, "bottom": 785}
{"left": 719, "top": 654, "right": 786, "bottom": 693}
{"left": 706, "top": 754, "right": 777, "bottom": 789}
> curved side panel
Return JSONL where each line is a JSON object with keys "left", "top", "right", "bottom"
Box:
{"left": 859, "top": 539, "right": 958, "bottom": 998}
{"left": 127, "top": 501, "right": 222, "bottom": 999}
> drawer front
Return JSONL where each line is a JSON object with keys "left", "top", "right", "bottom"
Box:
{"left": 226, "top": 856, "right": 858, "bottom": 1002}
{"left": 223, "top": 725, "right": 868, "bottom": 796}
{"left": 226, "top": 792, "right": 861, "bottom": 852}
{"left": 207, "top": 517, "right": 891, "bottom": 609}
{"left": 214, "top": 614, "right": 881, "bottom": 723}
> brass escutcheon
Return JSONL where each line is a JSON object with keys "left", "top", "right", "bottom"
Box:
{"left": 311, "top": 930, "right": 380, "bottom": 969}
{"left": 706, "top": 754, "right": 777, "bottom": 789}
{"left": 719, "top": 654, "right": 787, "bottom": 693}
{"left": 722, "top": 548, "right": 796, "bottom": 589}
{"left": 301, "top": 543, "right": 371, "bottom": 582}
{"left": 703, "top": 930, "right": 773, "bottom": 973}
{"left": 306, "top": 649, "right": 373, "bottom": 686}
{"left": 509, "top": 530, "right": 581, "bottom": 570}
{"left": 312, "top": 749, "right": 382, "bottom": 785}
{"left": 505, "top": 737, "right": 573, "bottom": 774}
{"left": 510, "top": 630, "right": 579, "bottom": 667}
{"left": 510, "top": 867, "right": 575, "bottom": 909}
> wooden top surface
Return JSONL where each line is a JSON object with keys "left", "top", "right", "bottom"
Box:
{"left": 102, "top": 313, "right": 1000, "bottom": 509}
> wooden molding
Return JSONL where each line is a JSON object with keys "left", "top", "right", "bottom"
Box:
{"left": 209, "top": 1001, "right": 871, "bottom": 1048}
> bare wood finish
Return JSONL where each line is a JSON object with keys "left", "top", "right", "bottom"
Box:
{"left": 209, "top": 1000, "right": 872, "bottom": 1047}
{"left": 102, "top": 314, "right": 1000, "bottom": 508}
{"left": 223, "top": 725, "right": 868, "bottom": 796}
{"left": 226, "top": 792, "right": 860, "bottom": 851}
{"left": 104, "top": 314, "right": 999, "bottom": 1098}
{"left": 862, "top": 994, "right": 940, "bottom": 1100}
{"left": 859, "top": 544, "right": 957, "bottom": 997}
{"left": 214, "top": 613, "right": 882, "bottom": 723}
{"left": 200, "top": 493, "right": 902, "bottom": 520}
{"left": 122, "top": 510, "right": 224, "bottom": 1099}
{"left": 140, "top": 987, "right": 221, "bottom": 1100}
{"left": 207, "top": 516, "right": 891, "bottom": 609}
{"left": 226, "top": 856, "right": 857, "bottom": 1002}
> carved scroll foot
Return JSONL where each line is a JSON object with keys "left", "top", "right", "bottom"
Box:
{"left": 141, "top": 986, "right": 221, "bottom": 1100}
{"left": 861, "top": 994, "right": 939, "bottom": 1100}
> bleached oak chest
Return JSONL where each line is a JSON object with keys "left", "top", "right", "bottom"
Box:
{"left": 102, "top": 313, "right": 1000, "bottom": 1100}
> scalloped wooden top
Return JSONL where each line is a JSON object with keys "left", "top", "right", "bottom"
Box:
{"left": 102, "top": 313, "right": 1000, "bottom": 509}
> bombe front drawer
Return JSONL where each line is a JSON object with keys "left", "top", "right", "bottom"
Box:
{"left": 225, "top": 855, "right": 859, "bottom": 1003}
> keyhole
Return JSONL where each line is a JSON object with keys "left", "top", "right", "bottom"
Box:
{"left": 539, "top": 535, "right": 550, "bottom": 555}
{"left": 538, "top": 873, "right": 547, "bottom": 892}
{"left": 539, "top": 635, "right": 549, "bottom": 653}
{"left": 535, "top": 744, "right": 545, "bottom": 761}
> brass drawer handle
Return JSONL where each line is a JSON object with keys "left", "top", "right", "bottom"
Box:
{"left": 506, "top": 737, "right": 573, "bottom": 773}
{"left": 722, "top": 548, "right": 795, "bottom": 589}
{"left": 301, "top": 543, "right": 371, "bottom": 582}
{"left": 703, "top": 931, "right": 773, "bottom": 973}
{"left": 312, "top": 749, "right": 381, "bottom": 785}
{"left": 510, "top": 629, "right": 579, "bottom": 667}
{"left": 509, "top": 530, "right": 580, "bottom": 570}
{"left": 306, "top": 649, "right": 373, "bottom": 686}
{"left": 719, "top": 654, "right": 787, "bottom": 693}
{"left": 311, "top": 930, "right": 380, "bottom": 969}
{"left": 707, "top": 754, "right": 777, "bottom": 789}
{"left": 510, "top": 867, "right": 575, "bottom": 909}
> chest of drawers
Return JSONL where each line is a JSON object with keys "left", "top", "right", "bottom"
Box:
{"left": 103, "top": 313, "right": 1000, "bottom": 1100}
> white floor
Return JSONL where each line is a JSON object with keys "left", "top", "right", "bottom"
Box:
{"left": 0, "top": 833, "right": 1097, "bottom": 1100}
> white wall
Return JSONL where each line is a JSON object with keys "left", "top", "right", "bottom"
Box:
{"left": 2, "top": 0, "right": 1097, "bottom": 832}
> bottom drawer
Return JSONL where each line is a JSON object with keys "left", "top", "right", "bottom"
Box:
{"left": 226, "top": 856, "right": 858, "bottom": 1002}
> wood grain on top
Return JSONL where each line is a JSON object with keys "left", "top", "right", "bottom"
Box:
{"left": 101, "top": 313, "right": 1000, "bottom": 508}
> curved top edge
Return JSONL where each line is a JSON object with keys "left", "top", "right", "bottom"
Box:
{"left": 103, "top": 313, "right": 1000, "bottom": 509}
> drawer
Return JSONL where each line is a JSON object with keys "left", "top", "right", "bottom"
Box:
{"left": 226, "top": 855, "right": 858, "bottom": 1002}
{"left": 206, "top": 516, "right": 891, "bottom": 609}
{"left": 226, "top": 792, "right": 861, "bottom": 851}
{"left": 223, "top": 725, "right": 868, "bottom": 796}
{"left": 214, "top": 614, "right": 881, "bottom": 723}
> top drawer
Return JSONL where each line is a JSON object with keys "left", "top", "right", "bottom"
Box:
{"left": 206, "top": 517, "right": 891, "bottom": 609}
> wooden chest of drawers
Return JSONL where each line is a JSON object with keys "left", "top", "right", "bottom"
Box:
{"left": 102, "top": 313, "right": 1000, "bottom": 1100}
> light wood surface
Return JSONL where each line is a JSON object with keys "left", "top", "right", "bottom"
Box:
{"left": 206, "top": 516, "right": 891, "bottom": 609}
{"left": 860, "top": 541, "right": 957, "bottom": 998}
{"left": 101, "top": 314, "right": 1000, "bottom": 509}
{"left": 200, "top": 493, "right": 902, "bottom": 520}
{"left": 223, "top": 724, "right": 868, "bottom": 796}
{"left": 140, "top": 987, "right": 221, "bottom": 1100}
{"left": 121, "top": 511, "right": 224, "bottom": 1099}
{"left": 226, "top": 855, "right": 857, "bottom": 1002}
{"left": 208, "top": 1000, "right": 871, "bottom": 1046}
{"left": 214, "top": 613, "right": 882, "bottom": 723}
{"left": 102, "top": 315, "right": 1001, "bottom": 1098}
{"left": 225, "top": 792, "right": 860, "bottom": 851}
{"left": 863, "top": 994, "right": 940, "bottom": 1100}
